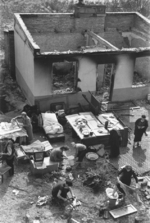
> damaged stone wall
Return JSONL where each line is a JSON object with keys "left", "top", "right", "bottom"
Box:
{"left": 105, "top": 13, "right": 134, "bottom": 32}
{"left": 22, "top": 14, "right": 105, "bottom": 34}
{"left": 33, "top": 33, "right": 86, "bottom": 52}
{"left": 22, "top": 14, "right": 105, "bottom": 51}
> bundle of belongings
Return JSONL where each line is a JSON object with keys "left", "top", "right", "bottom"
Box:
{"left": 41, "top": 113, "right": 63, "bottom": 135}
{"left": 0, "top": 121, "right": 27, "bottom": 141}
{"left": 21, "top": 140, "right": 52, "bottom": 155}
{"left": 99, "top": 113, "right": 124, "bottom": 131}
{"left": 74, "top": 116, "right": 92, "bottom": 137}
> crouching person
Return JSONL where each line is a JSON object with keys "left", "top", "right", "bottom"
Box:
{"left": 52, "top": 179, "right": 75, "bottom": 205}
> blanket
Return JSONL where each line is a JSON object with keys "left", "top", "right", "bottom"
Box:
{"left": 42, "top": 113, "right": 63, "bottom": 135}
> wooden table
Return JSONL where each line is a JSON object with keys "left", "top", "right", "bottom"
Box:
{"left": 66, "top": 112, "right": 128, "bottom": 147}
{"left": 66, "top": 112, "right": 110, "bottom": 146}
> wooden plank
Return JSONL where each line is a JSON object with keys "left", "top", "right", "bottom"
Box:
{"left": 109, "top": 204, "right": 137, "bottom": 219}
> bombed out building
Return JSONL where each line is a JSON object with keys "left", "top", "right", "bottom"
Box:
{"left": 7, "top": 3, "right": 150, "bottom": 111}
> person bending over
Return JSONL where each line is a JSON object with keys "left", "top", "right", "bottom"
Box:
{"left": 50, "top": 146, "right": 69, "bottom": 166}
{"left": 116, "top": 164, "right": 138, "bottom": 196}
{"left": 52, "top": 179, "right": 75, "bottom": 203}
{"left": 71, "top": 142, "right": 87, "bottom": 163}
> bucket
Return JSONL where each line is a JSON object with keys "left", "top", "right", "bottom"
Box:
{"left": 68, "top": 156, "right": 75, "bottom": 166}
{"left": 106, "top": 188, "right": 118, "bottom": 208}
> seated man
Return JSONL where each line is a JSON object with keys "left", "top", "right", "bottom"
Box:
{"left": 50, "top": 146, "right": 69, "bottom": 166}
{"left": 116, "top": 164, "right": 138, "bottom": 196}
{"left": 52, "top": 179, "right": 75, "bottom": 203}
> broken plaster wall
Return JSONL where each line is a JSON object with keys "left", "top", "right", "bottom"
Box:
{"left": 14, "top": 23, "right": 35, "bottom": 105}
{"left": 122, "top": 32, "right": 150, "bottom": 79}
{"left": 77, "top": 56, "right": 97, "bottom": 92}
{"left": 33, "top": 33, "right": 86, "bottom": 52}
{"left": 34, "top": 58, "right": 52, "bottom": 97}
{"left": 112, "top": 54, "right": 135, "bottom": 101}
{"left": 131, "top": 36, "right": 150, "bottom": 80}
{"left": 112, "top": 54, "right": 150, "bottom": 101}
{"left": 33, "top": 56, "right": 96, "bottom": 112}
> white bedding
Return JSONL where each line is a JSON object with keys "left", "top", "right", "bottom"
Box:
{"left": 42, "top": 113, "right": 63, "bottom": 135}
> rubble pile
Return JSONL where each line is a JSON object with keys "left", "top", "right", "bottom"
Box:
{"left": 53, "top": 70, "right": 75, "bottom": 94}
{"left": 133, "top": 71, "right": 150, "bottom": 85}
{"left": 83, "top": 168, "right": 107, "bottom": 193}
{"left": 140, "top": 176, "right": 150, "bottom": 204}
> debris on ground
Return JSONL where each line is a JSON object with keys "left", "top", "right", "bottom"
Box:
{"left": 12, "top": 189, "right": 19, "bottom": 195}
{"left": 36, "top": 196, "right": 49, "bottom": 207}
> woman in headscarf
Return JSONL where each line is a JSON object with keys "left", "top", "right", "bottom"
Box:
{"left": 105, "top": 121, "right": 122, "bottom": 158}
{"left": 133, "top": 115, "right": 148, "bottom": 148}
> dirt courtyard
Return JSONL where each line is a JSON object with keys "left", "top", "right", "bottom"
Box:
{"left": 0, "top": 121, "right": 150, "bottom": 223}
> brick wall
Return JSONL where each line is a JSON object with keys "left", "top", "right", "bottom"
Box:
{"left": 22, "top": 14, "right": 105, "bottom": 52}
{"left": 105, "top": 13, "right": 134, "bottom": 31}
{"left": 104, "top": 31, "right": 124, "bottom": 49}
{"left": 131, "top": 38, "right": 150, "bottom": 48}
{"left": 22, "top": 14, "right": 105, "bottom": 34}
{"left": 134, "top": 14, "right": 150, "bottom": 36}
{"left": 33, "top": 33, "right": 85, "bottom": 52}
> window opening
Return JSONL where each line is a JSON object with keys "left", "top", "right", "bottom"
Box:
{"left": 52, "top": 61, "right": 77, "bottom": 94}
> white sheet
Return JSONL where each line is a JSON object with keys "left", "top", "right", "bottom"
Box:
{"left": 42, "top": 113, "right": 63, "bottom": 134}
